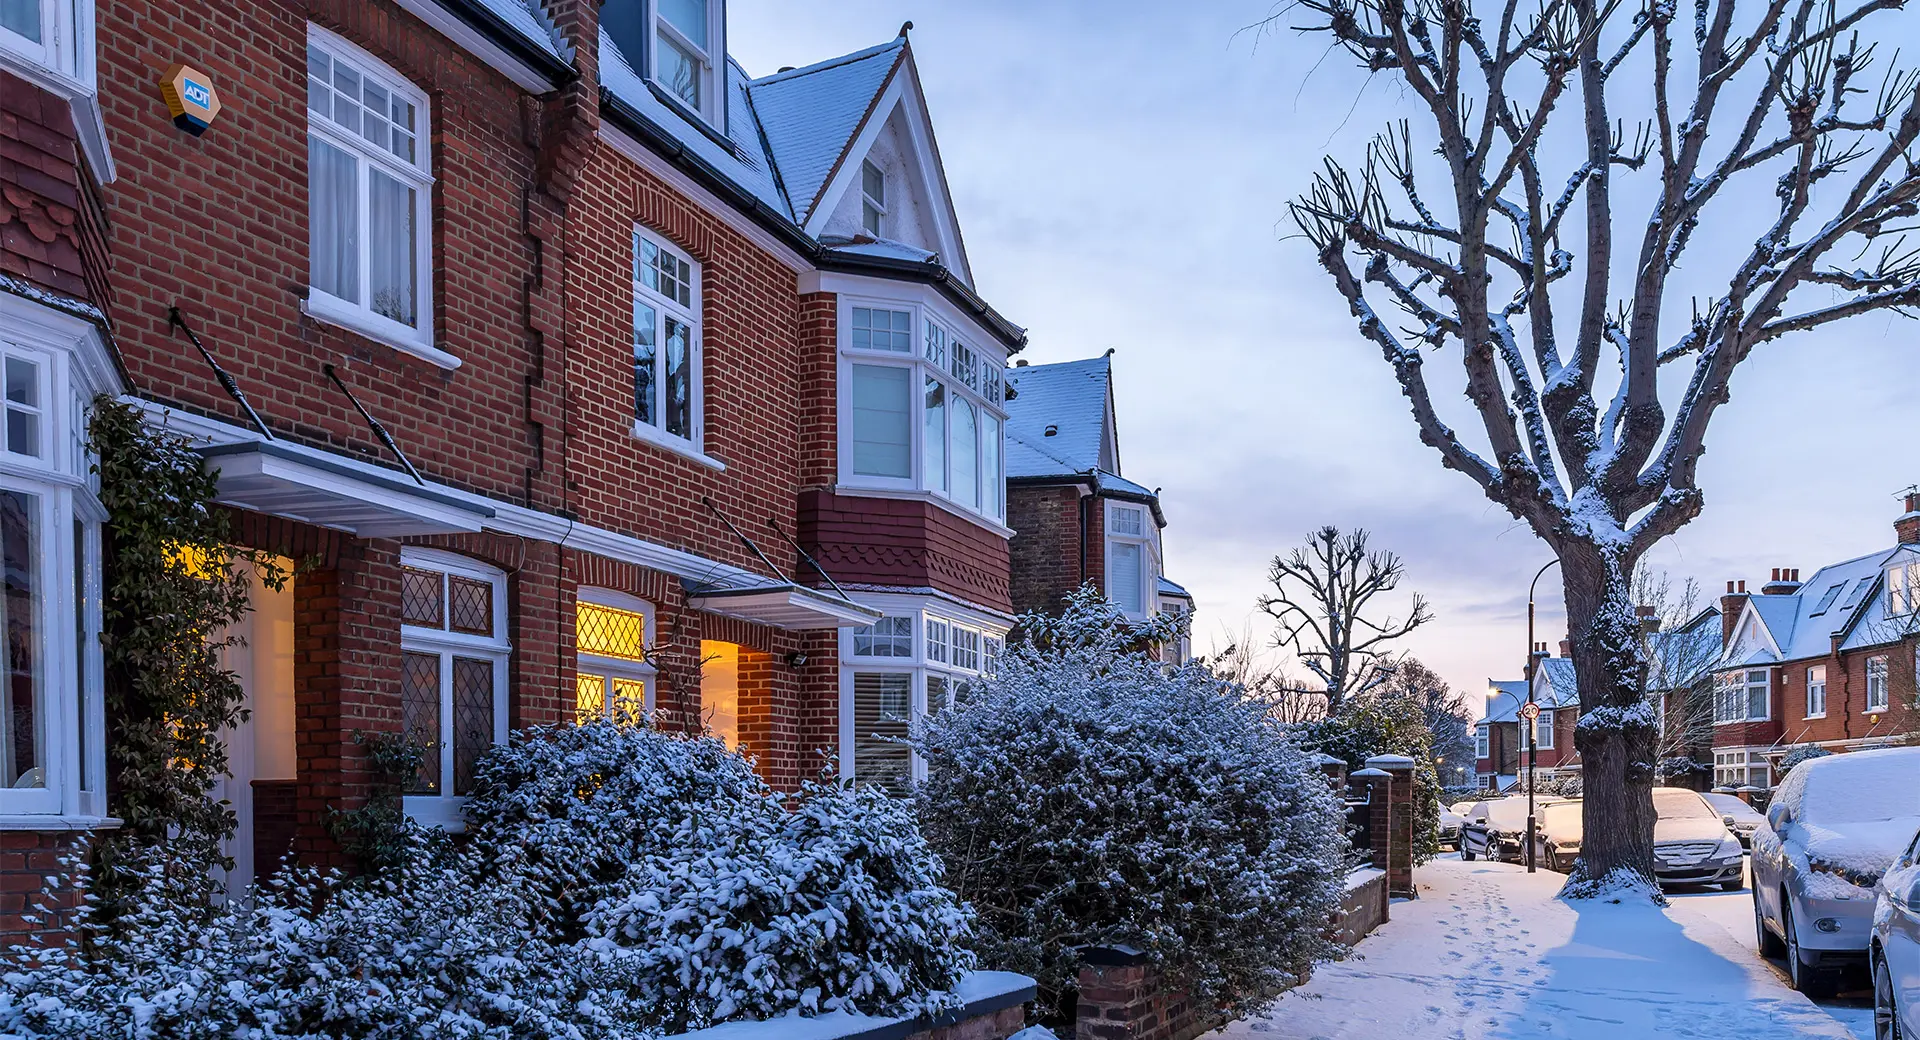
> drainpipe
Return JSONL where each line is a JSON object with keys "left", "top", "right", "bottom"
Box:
{"left": 1077, "top": 486, "right": 1090, "bottom": 587}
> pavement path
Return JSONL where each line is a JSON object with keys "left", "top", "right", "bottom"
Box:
{"left": 1217, "top": 856, "right": 1869, "bottom": 1040}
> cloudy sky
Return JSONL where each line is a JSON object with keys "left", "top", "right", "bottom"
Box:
{"left": 731, "top": 1, "right": 1918, "bottom": 717}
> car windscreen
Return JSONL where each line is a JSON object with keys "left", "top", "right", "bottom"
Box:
{"left": 1483, "top": 799, "right": 1531, "bottom": 831}
{"left": 1652, "top": 789, "right": 1715, "bottom": 820}
{"left": 1703, "top": 793, "right": 1762, "bottom": 819}
{"left": 1540, "top": 802, "right": 1583, "bottom": 837}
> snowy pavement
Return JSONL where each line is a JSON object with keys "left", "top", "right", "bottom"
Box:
{"left": 1218, "top": 855, "right": 1871, "bottom": 1040}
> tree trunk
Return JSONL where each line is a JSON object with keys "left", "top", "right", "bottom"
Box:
{"left": 1561, "top": 544, "right": 1661, "bottom": 898}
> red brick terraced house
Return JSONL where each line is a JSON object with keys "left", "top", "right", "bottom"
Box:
{"left": 1001, "top": 354, "right": 1194, "bottom": 661}
{"left": 0, "top": 0, "right": 1025, "bottom": 940}
{"left": 1709, "top": 494, "right": 1920, "bottom": 794}
{"left": 1473, "top": 679, "right": 1527, "bottom": 792}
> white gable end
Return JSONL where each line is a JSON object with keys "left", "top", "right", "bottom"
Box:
{"left": 1727, "top": 607, "right": 1781, "bottom": 665}
{"left": 822, "top": 110, "right": 937, "bottom": 251}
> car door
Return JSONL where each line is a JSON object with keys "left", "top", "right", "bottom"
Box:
{"left": 1892, "top": 834, "right": 1920, "bottom": 1033}
{"left": 1463, "top": 802, "right": 1490, "bottom": 857}
{"left": 1753, "top": 801, "right": 1789, "bottom": 934}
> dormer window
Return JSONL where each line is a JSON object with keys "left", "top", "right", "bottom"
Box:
{"left": 653, "top": 0, "right": 723, "bottom": 122}
{"left": 861, "top": 159, "right": 887, "bottom": 236}
{"left": 1890, "top": 558, "right": 1917, "bottom": 616}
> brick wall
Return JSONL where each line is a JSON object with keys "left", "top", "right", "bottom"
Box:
{"left": 1759, "top": 640, "right": 1920, "bottom": 747}
{"left": 0, "top": 72, "right": 109, "bottom": 314}
{"left": 0, "top": 831, "right": 82, "bottom": 947}
{"left": 96, "top": 0, "right": 552, "bottom": 510}
{"left": 1074, "top": 956, "right": 1224, "bottom": 1040}
{"left": 1008, "top": 483, "right": 1086, "bottom": 615}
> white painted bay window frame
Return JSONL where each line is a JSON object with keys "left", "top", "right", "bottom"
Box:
{"left": 0, "top": 0, "right": 90, "bottom": 89}
{"left": 836, "top": 295, "right": 1008, "bottom": 526}
{"left": 631, "top": 227, "right": 709, "bottom": 463}
{"left": 1104, "top": 500, "right": 1156, "bottom": 618}
{"left": 1475, "top": 726, "right": 1490, "bottom": 760}
{"left": 1535, "top": 709, "right": 1554, "bottom": 750}
{"left": 1714, "top": 668, "right": 1771, "bottom": 724}
{"left": 303, "top": 26, "right": 440, "bottom": 366}
{"left": 398, "top": 548, "right": 509, "bottom": 830}
{"left": 838, "top": 599, "right": 1009, "bottom": 789}
{"left": 0, "top": 297, "right": 114, "bottom": 826}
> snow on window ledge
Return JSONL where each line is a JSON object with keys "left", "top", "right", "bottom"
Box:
{"left": 0, "top": 814, "right": 122, "bottom": 832}
{"left": 669, "top": 970, "right": 1036, "bottom": 1040}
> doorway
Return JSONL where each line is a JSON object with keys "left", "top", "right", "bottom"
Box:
{"left": 214, "top": 554, "right": 294, "bottom": 899}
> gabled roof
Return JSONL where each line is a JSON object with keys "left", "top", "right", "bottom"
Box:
{"left": 1532, "top": 658, "right": 1579, "bottom": 708}
{"left": 1004, "top": 356, "right": 1115, "bottom": 478}
{"left": 1720, "top": 546, "right": 1911, "bottom": 666}
{"left": 1482, "top": 681, "right": 1527, "bottom": 724}
{"left": 748, "top": 40, "right": 906, "bottom": 225}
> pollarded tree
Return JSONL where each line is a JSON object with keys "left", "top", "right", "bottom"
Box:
{"left": 1286, "top": 0, "right": 1920, "bottom": 893}
{"left": 1258, "top": 526, "right": 1433, "bottom": 713}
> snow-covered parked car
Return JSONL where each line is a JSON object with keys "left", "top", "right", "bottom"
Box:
{"left": 1753, "top": 746, "right": 1920, "bottom": 997}
{"left": 1461, "top": 796, "right": 1558, "bottom": 863}
{"left": 1439, "top": 808, "right": 1465, "bottom": 850}
{"left": 1871, "top": 827, "right": 1920, "bottom": 1040}
{"left": 1650, "top": 787, "right": 1745, "bottom": 891}
{"left": 1530, "top": 799, "right": 1583, "bottom": 873}
{"left": 1704, "top": 791, "right": 1765, "bottom": 848}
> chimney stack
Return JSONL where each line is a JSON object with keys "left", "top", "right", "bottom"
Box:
{"left": 1762, "top": 567, "right": 1803, "bottom": 595}
{"left": 1721, "top": 580, "right": 1750, "bottom": 645}
{"left": 1637, "top": 604, "right": 1661, "bottom": 635}
{"left": 1898, "top": 489, "right": 1920, "bottom": 546}
{"left": 1558, "top": 639, "right": 1573, "bottom": 658}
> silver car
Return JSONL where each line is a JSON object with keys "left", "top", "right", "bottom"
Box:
{"left": 1753, "top": 747, "right": 1920, "bottom": 997}
{"left": 1704, "top": 791, "right": 1765, "bottom": 848}
{"left": 1871, "top": 828, "right": 1920, "bottom": 1040}
{"left": 1650, "top": 788, "right": 1745, "bottom": 890}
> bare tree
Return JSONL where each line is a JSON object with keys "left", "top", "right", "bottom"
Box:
{"left": 1205, "top": 628, "right": 1330, "bottom": 722}
{"left": 1637, "top": 570, "right": 1719, "bottom": 782}
{"left": 1258, "top": 526, "right": 1433, "bottom": 713}
{"left": 1285, "top": 0, "right": 1920, "bottom": 893}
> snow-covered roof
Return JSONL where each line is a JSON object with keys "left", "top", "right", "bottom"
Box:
{"left": 1157, "top": 575, "right": 1192, "bottom": 599}
{"left": 748, "top": 40, "right": 907, "bottom": 225}
{"left": 1004, "top": 356, "right": 1113, "bottom": 478}
{"left": 820, "top": 237, "right": 939, "bottom": 264}
{"left": 1482, "top": 681, "right": 1527, "bottom": 724}
{"left": 1648, "top": 607, "right": 1721, "bottom": 690}
{"left": 474, "top": 0, "right": 566, "bottom": 58}
{"left": 1722, "top": 546, "right": 1912, "bottom": 667}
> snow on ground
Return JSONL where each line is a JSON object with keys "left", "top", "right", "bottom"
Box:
{"left": 1218, "top": 856, "right": 1868, "bottom": 1040}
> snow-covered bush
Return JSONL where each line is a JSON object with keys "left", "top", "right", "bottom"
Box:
{"left": 1656, "top": 756, "right": 1708, "bottom": 782}
{"left": 586, "top": 778, "right": 974, "bottom": 1032}
{"left": 3, "top": 723, "right": 974, "bottom": 1038}
{"left": 914, "top": 588, "right": 1346, "bottom": 1021}
{"left": 1535, "top": 774, "right": 1583, "bottom": 797}
{"left": 1290, "top": 692, "right": 1445, "bottom": 864}
{"left": 1778, "top": 744, "right": 1834, "bottom": 775}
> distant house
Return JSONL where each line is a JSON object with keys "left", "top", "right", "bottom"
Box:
{"left": 1003, "top": 355, "right": 1193, "bottom": 655}
{"left": 1710, "top": 492, "right": 1920, "bottom": 791}
{"left": 1650, "top": 606, "right": 1724, "bottom": 789}
{"left": 1474, "top": 680, "right": 1527, "bottom": 792}
{"left": 1528, "top": 653, "right": 1582, "bottom": 781}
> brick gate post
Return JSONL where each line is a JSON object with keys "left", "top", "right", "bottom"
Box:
{"left": 1367, "top": 754, "right": 1418, "bottom": 898}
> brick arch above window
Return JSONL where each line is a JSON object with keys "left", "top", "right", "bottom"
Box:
{"left": 634, "top": 182, "right": 719, "bottom": 262}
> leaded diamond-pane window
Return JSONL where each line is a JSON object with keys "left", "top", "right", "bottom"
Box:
{"left": 450, "top": 656, "right": 494, "bottom": 796}
{"left": 401, "top": 566, "right": 443, "bottom": 627}
{"left": 578, "top": 601, "right": 648, "bottom": 661}
{"left": 577, "top": 674, "right": 605, "bottom": 723}
{"left": 449, "top": 575, "right": 493, "bottom": 636}
{"left": 401, "top": 651, "right": 440, "bottom": 794}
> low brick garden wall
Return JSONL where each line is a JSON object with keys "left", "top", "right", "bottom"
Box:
{"left": 673, "top": 971, "right": 1036, "bottom": 1040}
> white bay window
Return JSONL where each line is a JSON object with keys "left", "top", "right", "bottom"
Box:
{"left": 838, "top": 300, "right": 1007, "bottom": 524}
{"left": 1105, "top": 501, "right": 1157, "bottom": 617}
{"left": 305, "top": 27, "right": 437, "bottom": 363}
{"left": 841, "top": 601, "right": 1009, "bottom": 792}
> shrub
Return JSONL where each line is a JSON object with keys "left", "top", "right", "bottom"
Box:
{"left": 1778, "top": 745, "right": 1834, "bottom": 775}
{"left": 1656, "top": 756, "right": 1709, "bottom": 782}
{"left": 914, "top": 588, "right": 1346, "bottom": 1022}
{"left": 1290, "top": 693, "right": 1445, "bottom": 864}
{"left": 2, "top": 724, "right": 974, "bottom": 1038}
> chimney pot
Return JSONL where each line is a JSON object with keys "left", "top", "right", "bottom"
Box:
{"left": 1727, "top": 580, "right": 1736, "bottom": 594}
{"left": 1771, "top": 567, "right": 1781, "bottom": 581}
{"left": 1738, "top": 580, "right": 1747, "bottom": 593}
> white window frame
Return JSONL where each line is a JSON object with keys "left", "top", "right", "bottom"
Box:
{"left": 1475, "top": 725, "right": 1490, "bottom": 760}
{"left": 835, "top": 296, "right": 1009, "bottom": 526}
{"left": 1713, "top": 749, "right": 1771, "bottom": 790}
{"left": 649, "top": 0, "right": 725, "bottom": 124}
{"left": 631, "top": 227, "right": 708, "bottom": 462}
{"left": 399, "top": 548, "right": 509, "bottom": 830}
{"left": 303, "top": 26, "right": 441, "bottom": 366}
{"left": 1105, "top": 501, "right": 1155, "bottom": 618}
{"left": 1714, "top": 668, "right": 1771, "bottom": 724}
{"left": 0, "top": 0, "right": 91, "bottom": 89}
{"left": 861, "top": 159, "right": 887, "bottom": 237}
{"left": 848, "top": 615, "right": 914, "bottom": 659}
{"left": 1805, "top": 665, "right": 1827, "bottom": 719}
{"left": 837, "top": 599, "right": 1009, "bottom": 789}
{"left": 1891, "top": 560, "right": 1916, "bottom": 617}
{"left": 1535, "top": 709, "right": 1554, "bottom": 749}
{"left": 1867, "top": 655, "right": 1890, "bottom": 713}
{"left": 575, "top": 587, "right": 657, "bottom": 721}
{"left": 0, "top": 298, "right": 110, "bottom": 826}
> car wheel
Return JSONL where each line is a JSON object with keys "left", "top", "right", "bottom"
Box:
{"left": 1461, "top": 840, "right": 1476, "bottom": 862}
{"left": 1756, "top": 889, "right": 1786, "bottom": 958}
{"left": 1784, "top": 898, "right": 1834, "bottom": 998}
{"left": 1876, "top": 948, "right": 1903, "bottom": 1040}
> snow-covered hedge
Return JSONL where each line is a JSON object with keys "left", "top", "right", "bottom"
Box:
{"left": 1777, "top": 744, "right": 1834, "bottom": 775}
{"left": 1, "top": 723, "right": 974, "bottom": 1039}
{"left": 913, "top": 589, "right": 1346, "bottom": 1021}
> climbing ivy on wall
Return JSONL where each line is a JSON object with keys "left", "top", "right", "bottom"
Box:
{"left": 90, "top": 399, "right": 286, "bottom": 882}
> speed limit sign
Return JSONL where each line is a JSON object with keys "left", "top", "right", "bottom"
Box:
{"left": 1519, "top": 702, "right": 1540, "bottom": 722}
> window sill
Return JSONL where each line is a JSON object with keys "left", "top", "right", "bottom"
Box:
{"left": 403, "top": 794, "right": 469, "bottom": 832}
{"left": 0, "top": 814, "right": 122, "bottom": 832}
{"left": 1805, "top": 713, "right": 1827, "bottom": 720}
{"left": 303, "top": 292, "right": 457, "bottom": 370}
{"left": 631, "top": 422, "right": 726, "bottom": 471}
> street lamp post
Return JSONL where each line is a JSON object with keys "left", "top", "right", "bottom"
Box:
{"left": 1525, "top": 558, "right": 1559, "bottom": 873}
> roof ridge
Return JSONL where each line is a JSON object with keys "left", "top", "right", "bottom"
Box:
{"left": 748, "top": 37, "right": 905, "bottom": 87}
